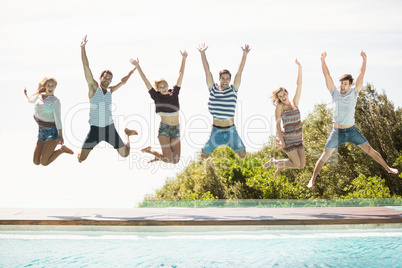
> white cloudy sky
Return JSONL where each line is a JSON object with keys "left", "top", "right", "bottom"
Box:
{"left": 1, "top": 0, "right": 401, "bottom": 208}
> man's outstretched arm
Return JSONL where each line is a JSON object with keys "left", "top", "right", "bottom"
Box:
{"left": 355, "top": 51, "right": 367, "bottom": 93}
{"left": 81, "top": 35, "right": 98, "bottom": 99}
{"left": 197, "top": 43, "right": 214, "bottom": 89}
{"left": 233, "top": 44, "right": 251, "bottom": 90}
{"left": 321, "top": 52, "right": 335, "bottom": 92}
{"left": 110, "top": 68, "right": 136, "bottom": 93}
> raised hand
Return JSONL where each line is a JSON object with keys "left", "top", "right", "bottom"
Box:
{"left": 81, "top": 35, "right": 88, "bottom": 48}
{"left": 295, "top": 58, "right": 301, "bottom": 67}
{"left": 241, "top": 44, "right": 251, "bottom": 53}
{"left": 57, "top": 135, "right": 64, "bottom": 145}
{"left": 197, "top": 43, "right": 208, "bottom": 53}
{"left": 180, "top": 50, "right": 188, "bottom": 58}
{"left": 321, "top": 52, "right": 327, "bottom": 60}
{"left": 129, "top": 58, "right": 140, "bottom": 67}
{"left": 24, "top": 87, "right": 28, "bottom": 97}
{"left": 361, "top": 50, "right": 367, "bottom": 60}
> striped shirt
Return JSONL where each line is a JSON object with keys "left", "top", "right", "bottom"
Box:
{"left": 28, "top": 94, "right": 62, "bottom": 130}
{"left": 89, "top": 87, "right": 114, "bottom": 127}
{"left": 208, "top": 84, "right": 238, "bottom": 120}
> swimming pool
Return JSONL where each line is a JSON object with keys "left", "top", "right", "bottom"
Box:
{"left": 1, "top": 229, "right": 401, "bottom": 267}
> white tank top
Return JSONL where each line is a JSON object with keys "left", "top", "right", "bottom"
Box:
{"left": 89, "top": 87, "right": 114, "bottom": 127}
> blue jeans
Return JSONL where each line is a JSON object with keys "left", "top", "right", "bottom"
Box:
{"left": 38, "top": 126, "right": 58, "bottom": 142}
{"left": 158, "top": 123, "right": 180, "bottom": 139}
{"left": 202, "top": 125, "right": 246, "bottom": 154}
{"left": 325, "top": 126, "right": 368, "bottom": 149}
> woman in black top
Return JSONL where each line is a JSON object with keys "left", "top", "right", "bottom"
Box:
{"left": 130, "top": 51, "right": 187, "bottom": 164}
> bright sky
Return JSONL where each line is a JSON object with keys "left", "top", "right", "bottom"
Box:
{"left": 1, "top": 0, "right": 402, "bottom": 208}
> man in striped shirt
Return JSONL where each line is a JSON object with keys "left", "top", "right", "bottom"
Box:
{"left": 198, "top": 44, "right": 250, "bottom": 159}
{"left": 78, "top": 35, "right": 138, "bottom": 163}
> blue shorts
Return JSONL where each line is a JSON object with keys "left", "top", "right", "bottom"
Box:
{"left": 158, "top": 123, "right": 180, "bottom": 139}
{"left": 202, "top": 125, "right": 246, "bottom": 154}
{"left": 82, "top": 124, "right": 125, "bottom": 150}
{"left": 325, "top": 126, "right": 368, "bottom": 149}
{"left": 38, "top": 126, "right": 58, "bottom": 142}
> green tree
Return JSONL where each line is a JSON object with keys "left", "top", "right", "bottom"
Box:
{"left": 142, "top": 84, "right": 402, "bottom": 203}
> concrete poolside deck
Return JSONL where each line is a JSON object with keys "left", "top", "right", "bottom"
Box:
{"left": 1, "top": 206, "right": 402, "bottom": 231}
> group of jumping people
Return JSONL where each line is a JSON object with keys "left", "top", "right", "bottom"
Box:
{"left": 24, "top": 35, "right": 399, "bottom": 188}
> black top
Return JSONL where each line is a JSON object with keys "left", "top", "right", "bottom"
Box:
{"left": 148, "top": 85, "right": 181, "bottom": 113}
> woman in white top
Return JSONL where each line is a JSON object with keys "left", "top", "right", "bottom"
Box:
{"left": 24, "top": 77, "right": 74, "bottom": 166}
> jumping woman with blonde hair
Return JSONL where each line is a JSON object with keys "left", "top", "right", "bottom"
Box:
{"left": 24, "top": 77, "right": 74, "bottom": 166}
{"left": 130, "top": 50, "right": 188, "bottom": 164}
{"left": 263, "top": 59, "right": 305, "bottom": 177}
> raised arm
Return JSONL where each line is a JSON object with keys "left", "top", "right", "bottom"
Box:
{"left": 293, "top": 59, "right": 302, "bottom": 107}
{"left": 197, "top": 44, "right": 214, "bottom": 89}
{"left": 109, "top": 67, "right": 136, "bottom": 93}
{"left": 130, "top": 58, "right": 152, "bottom": 90}
{"left": 355, "top": 51, "right": 367, "bottom": 93}
{"left": 81, "top": 35, "right": 98, "bottom": 99}
{"left": 321, "top": 52, "right": 335, "bottom": 92}
{"left": 176, "top": 50, "right": 188, "bottom": 87}
{"left": 233, "top": 44, "right": 251, "bottom": 90}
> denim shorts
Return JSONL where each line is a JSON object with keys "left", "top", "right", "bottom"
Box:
{"left": 202, "top": 125, "right": 246, "bottom": 154}
{"left": 325, "top": 125, "right": 368, "bottom": 149}
{"left": 38, "top": 126, "right": 58, "bottom": 142}
{"left": 158, "top": 123, "right": 180, "bottom": 139}
{"left": 82, "top": 124, "right": 125, "bottom": 150}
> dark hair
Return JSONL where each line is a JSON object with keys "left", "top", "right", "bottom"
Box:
{"left": 219, "top": 69, "right": 231, "bottom": 79}
{"left": 100, "top": 70, "right": 113, "bottom": 78}
{"left": 339, "top": 74, "right": 353, "bottom": 85}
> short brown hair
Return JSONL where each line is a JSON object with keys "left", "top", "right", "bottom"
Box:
{"left": 100, "top": 70, "right": 113, "bottom": 78}
{"left": 219, "top": 69, "right": 231, "bottom": 79}
{"left": 339, "top": 74, "right": 353, "bottom": 85}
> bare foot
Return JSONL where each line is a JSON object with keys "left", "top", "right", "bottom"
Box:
{"left": 387, "top": 168, "right": 399, "bottom": 175}
{"left": 125, "top": 128, "right": 138, "bottom": 136}
{"left": 61, "top": 145, "right": 74, "bottom": 154}
{"left": 148, "top": 157, "right": 161, "bottom": 163}
{"left": 274, "top": 167, "right": 283, "bottom": 178}
{"left": 307, "top": 178, "right": 314, "bottom": 189}
{"left": 263, "top": 158, "right": 275, "bottom": 169}
{"left": 141, "top": 146, "right": 152, "bottom": 154}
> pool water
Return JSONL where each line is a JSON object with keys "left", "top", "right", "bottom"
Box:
{"left": 1, "top": 229, "right": 401, "bottom": 267}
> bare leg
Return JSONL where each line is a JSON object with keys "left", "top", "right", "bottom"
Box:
{"left": 40, "top": 140, "right": 74, "bottom": 166}
{"left": 141, "top": 136, "right": 180, "bottom": 164}
{"left": 275, "top": 150, "right": 305, "bottom": 178}
{"left": 33, "top": 139, "right": 45, "bottom": 165}
{"left": 201, "top": 150, "right": 210, "bottom": 159}
{"left": 116, "top": 128, "right": 138, "bottom": 158}
{"left": 236, "top": 149, "right": 247, "bottom": 159}
{"left": 78, "top": 148, "right": 92, "bottom": 163}
{"left": 141, "top": 146, "right": 165, "bottom": 162}
{"left": 264, "top": 150, "right": 301, "bottom": 170}
{"left": 359, "top": 143, "right": 399, "bottom": 174}
{"left": 170, "top": 137, "right": 181, "bottom": 164}
{"left": 308, "top": 148, "right": 335, "bottom": 188}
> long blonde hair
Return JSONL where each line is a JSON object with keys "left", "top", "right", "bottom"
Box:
{"left": 270, "top": 87, "right": 288, "bottom": 106}
{"left": 154, "top": 78, "right": 167, "bottom": 90}
{"left": 33, "top": 77, "right": 58, "bottom": 95}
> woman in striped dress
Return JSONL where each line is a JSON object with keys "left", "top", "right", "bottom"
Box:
{"left": 263, "top": 59, "right": 305, "bottom": 178}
